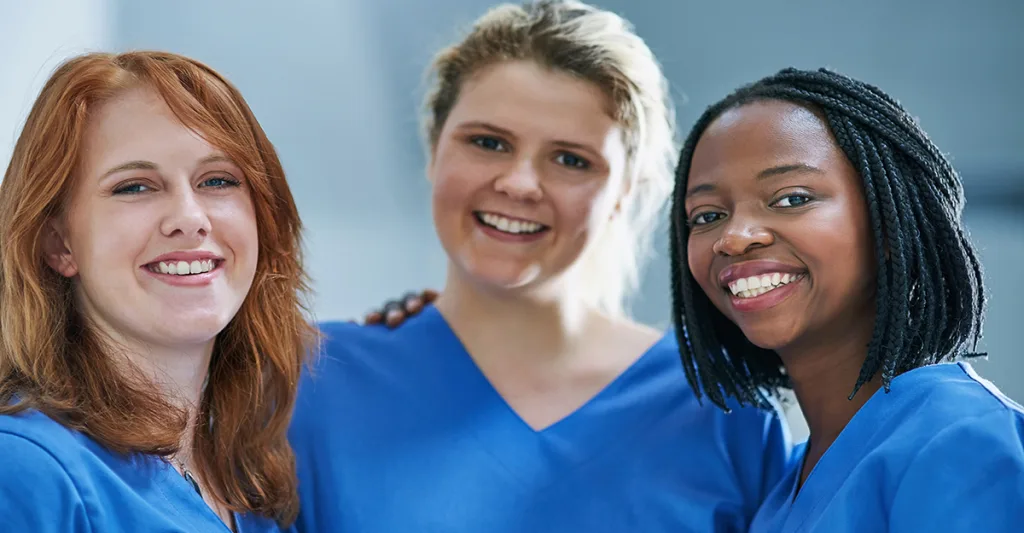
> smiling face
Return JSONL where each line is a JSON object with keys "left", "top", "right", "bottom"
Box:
{"left": 428, "top": 60, "right": 629, "bottom": 296}
{"left": 46, "top": 87, "right": 259, "bottom": 354}
{"left": 684, "top": 99, "right": 877, "bottom": 353}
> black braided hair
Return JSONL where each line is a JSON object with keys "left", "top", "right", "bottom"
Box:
{"left": 669, "top": 68, "right": 987, "bottom": 411}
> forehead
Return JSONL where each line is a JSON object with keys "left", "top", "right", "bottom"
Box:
{"left": 80, "top": 87, "right": 216, "bottom": 173}
{"left": 450, "top": 60, "right": 619, "bottom": 141}
{"left": 688, "top": 100, "right": 842, "bottom": 185}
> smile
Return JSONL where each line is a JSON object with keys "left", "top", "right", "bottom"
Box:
{"left": 727, "top": 272, "right": 804, "bottom": 299}
{"left": 474, "top": 211, "right": 549, "bottom": 235}
{"left": 146, "top": 259, "right": 221, "bottom": 276}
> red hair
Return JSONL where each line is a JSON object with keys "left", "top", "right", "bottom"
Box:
{"left": 0, "top": 51, "right": 315, "bottom": 525}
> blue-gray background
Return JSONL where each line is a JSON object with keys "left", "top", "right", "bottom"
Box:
{"left": 4, "top": 0, "right": 1021, "bottom": 436}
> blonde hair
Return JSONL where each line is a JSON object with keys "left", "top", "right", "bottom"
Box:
{"left": 423, "top": 0, "right": 677, "bottom": 317}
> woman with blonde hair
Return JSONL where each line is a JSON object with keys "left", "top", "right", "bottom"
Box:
{"left": 0, "top": 51, "right": 315, "bottom": 532}
{"left": 289, "top": 2, "right": 791, "bottom": 531}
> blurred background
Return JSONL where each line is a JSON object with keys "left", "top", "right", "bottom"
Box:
{"left": 3, "top": 0, "right": 1021, "bottom": 438}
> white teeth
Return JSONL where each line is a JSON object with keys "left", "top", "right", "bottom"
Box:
{"left": 153, "top": 259, "right": 216, "bottom": 276}
{"left": 728, "top": 273, "right": 803, "bottom": 298}
{"left": 478, "top": 212, "right": 545, "bottom": 235}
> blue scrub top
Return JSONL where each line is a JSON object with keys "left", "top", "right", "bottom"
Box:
{"left": 290, "top": 305, "right": 793, "bottom": 532}
{"left": 750, "top": 362, "right": 1024, "bottom": 532}
{"left": 0, "top": 407, "right": 291, "bottom": 533}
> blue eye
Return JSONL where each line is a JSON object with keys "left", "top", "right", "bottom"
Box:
{"left": 200, "top": 176, "right": 241, "bottom": 188}
{"left": 113, "top": 182, "right": 150, "bottom": 195}
{"left": 555, "top": 152, "right": 589, "bottom": 170}
{"left": 773, "top": 194, "right": 812, "bottom": 208}
{"left": 690, "top": 212, "right": 725, "bottom": 226}
{"left": 471, "top": 136, "right": 508, "bottom": 152}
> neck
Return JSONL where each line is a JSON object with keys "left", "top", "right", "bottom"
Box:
{"left": 435, "top": 266, "right": 599, "bottom": 363}
{"left": 780, "top": 313, "right": 879, "bottom": 458}
{"left": 93, "top": 321, "right": 215, "bottom": 453}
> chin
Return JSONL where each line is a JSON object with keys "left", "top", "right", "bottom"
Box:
{"left": 731, "top": 320, "right": 800, "bottom": 352}
{"left": 459, "top": 256, "right": 543, "bottom": 290}
{"left": 154, "top": 313, "right": 235, "bottom": 345}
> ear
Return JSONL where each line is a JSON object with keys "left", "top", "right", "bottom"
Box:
{"left": 42, "top": 218, "right": 78, "bottom": 278}
{"left": 609, "top": 174, "right": 635, "bottom": 221}
{"left": 425, "top": 144, "right": 439, "bottom": 184}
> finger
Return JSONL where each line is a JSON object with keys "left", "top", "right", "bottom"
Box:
{"left": 405, "top": 297, "right": 423, "bottom": 313}
{"left": 381, "top": 300, "right": 404, "bottom": 316}
{"left": 385, "top": 309, "right": 404, "bottom": 328}
{"left": 422, "top": 289, "right": 439, "bottom": 302}
{"left": 364, "top": 311, "right": 382, "bottom": 324}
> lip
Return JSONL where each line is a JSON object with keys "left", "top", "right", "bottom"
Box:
{"left": 728, "top": 276, "right": 805, "bottom": 313}
{"left": 718, "top": 260, "right": 806, "bottom": 288}
{"left": 141, "top": 250, "right": 225, "bottom": 288}
{"left": 474, "top": 210, "right": 549, "bottom": 227}
{"left": 141, "top": 261, "right": 224, "bottom": 287}
{"left": 144, "top": 250, "right": 223, "bottom": 266}
{"left": 472, "top": 210, "right": 550, "bottom": 244}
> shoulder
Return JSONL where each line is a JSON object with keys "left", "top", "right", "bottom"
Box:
{"left": 619, "top": 325, "right": 790, "bottom": 444}
{"left": 889, "top": 407, "right": 1024, "bottom": 530}
{"left": 0, "top": 407, "right": 91, "bottom": 461}
{"left": 883, "top": 362, "right": 1024, "bottom": 435}
{"left": 314, "top": 307, "right": 447, "bottom": 362}
{"left": 293, "top": 311, "right": 453, "bottom": 426}
{"left": 901, "top": 374, "right": 1024, "bottom": 468}
{"left": 0, "top": 411, "right": 93, "bottom": 531}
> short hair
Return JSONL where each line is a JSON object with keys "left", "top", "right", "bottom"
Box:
{"left": 0, "top": 51, "right": 316, "bottom": 525}
{"left": 423, "top": 0, "right": 678, "bottom": 316}
{"left": 669, "top": 67, "right": 986, "bottom": 410}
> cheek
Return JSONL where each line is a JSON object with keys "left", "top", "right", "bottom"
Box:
{"left": 214, "top": 197, "right": 260, "bottom": 266}
{"left": 430, "top": 157, "right": 480, "bottom": 215}
{"left": 788, "top": 203, "right": 876, "bottom": 292}
{"left": 551, "top": 181, "right": 612, "bottom": 236}
{"left": 71, "top": 204, "right": 153, "bottom": 271}
{"left": 686, "top": 233, "right": 716, "bottom": 290}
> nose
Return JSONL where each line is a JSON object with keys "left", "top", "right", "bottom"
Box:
{"left": 159, "top": 187, "right": 211, "bottom": 244}
{"left": 712, "top": 212, "right": 774, "bottom": 257}
{"left": 493, "top": 158, "right": 543, "bottom": 202}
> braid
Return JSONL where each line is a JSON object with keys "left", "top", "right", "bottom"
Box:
{"left": 669, "top": 67, "right": 986, "bottom": 408}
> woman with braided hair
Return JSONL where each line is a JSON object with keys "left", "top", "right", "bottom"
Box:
{"left": 673, "top": 67, "right": 1024, "bottom": 531}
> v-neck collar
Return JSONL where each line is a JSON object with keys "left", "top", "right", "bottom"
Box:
{"left": 764, "top": 363, "right": 973, "bottom": 532}
{"left": 413, "top": 305, "right": 675, "bottom": 487}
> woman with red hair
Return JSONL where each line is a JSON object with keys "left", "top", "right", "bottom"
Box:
{"left": 0, "top": 51, "right": 314, "bottom": 532}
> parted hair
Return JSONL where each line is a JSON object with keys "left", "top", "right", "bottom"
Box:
{"left": 0, "top": 51, "right": 316, "bottom": 525}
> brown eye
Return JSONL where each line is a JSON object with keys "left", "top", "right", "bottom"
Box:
{"left": 772, "top": 194, "right": 813, "bottom": 208}
{"left": 470, "top": 136, "right": 508, "bottom": 152}
{"left": 690, "top": 211, "right": 725, "bottom": 226}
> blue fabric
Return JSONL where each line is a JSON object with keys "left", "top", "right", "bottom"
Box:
{"left": 750, "top": 362, "right": 1024, "bottom": 532}
{"left": 0, "top": 407, "right": 290, "bottom": 533}
{"left": 290, "top": 305, "right": 792, "bottom": 532}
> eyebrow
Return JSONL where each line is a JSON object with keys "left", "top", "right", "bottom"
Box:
{"left": 685, "top": 163, "right": 824, "bottom": 197}
{"left": 102, "top": 160, "right": 158, "bottom": 179}
{"left": 457, "top": 121, "right": 515, "bottom": 138}
{"left": 101, "top": 154, "right": 235, "bottom": 179}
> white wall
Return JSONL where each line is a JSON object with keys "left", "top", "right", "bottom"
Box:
{"left": 0, "top": 0, "right": 112, "bottom": 172}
